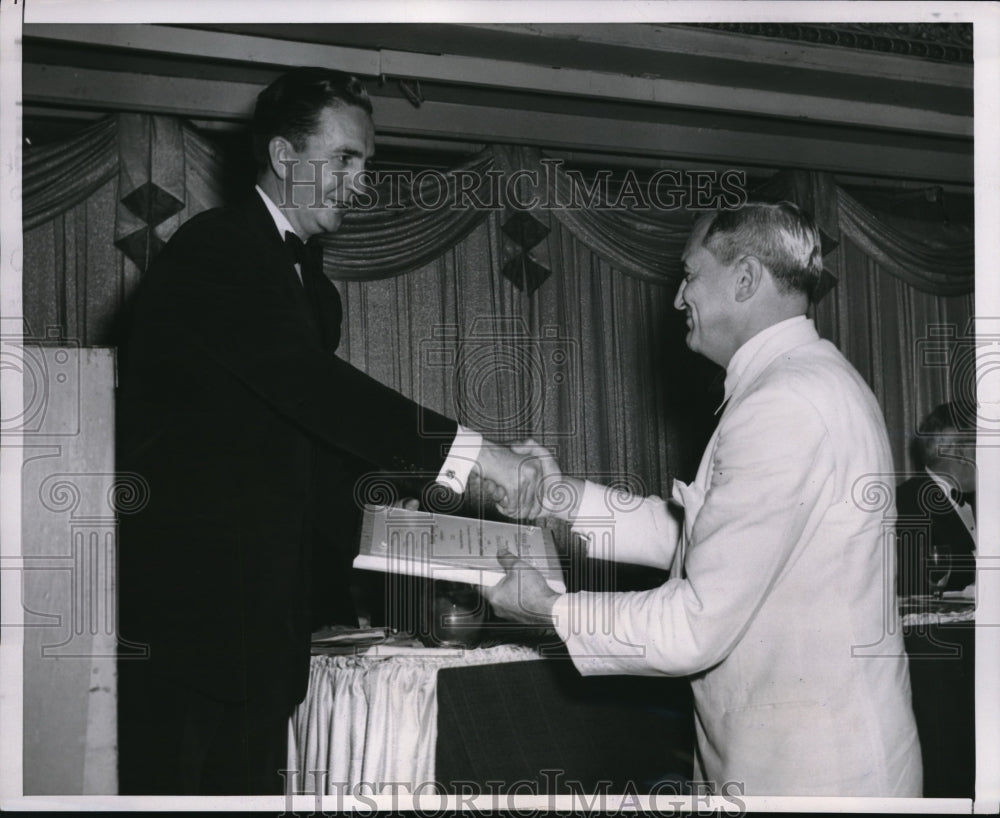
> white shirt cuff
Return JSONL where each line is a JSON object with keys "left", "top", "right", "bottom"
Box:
{"left": 572, "top": 479, "right": 615, "bottom": 522}
{"left": 435, "top": 424, "right": 483, "bottom": 494}
{"left": 568, "top": 480, "right": 616, "bottom": 560}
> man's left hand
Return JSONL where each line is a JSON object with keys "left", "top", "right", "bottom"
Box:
{"left": 482, "top": 547, "right": 561, "bottom": 626}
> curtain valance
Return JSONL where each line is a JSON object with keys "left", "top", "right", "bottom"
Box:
{"left": 23, "top": 116, "right": 119, "bottom": 231}
{"left": 836, "top": 189, "right": 974, "bottom": 296}
{"left": 21, "top": 113, "right": 973, "bottom": 297}
{"left": 320, "top": 151, "right": 494, "bottom": 280}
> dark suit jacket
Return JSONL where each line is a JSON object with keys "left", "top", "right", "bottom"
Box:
{"left": 895, "top": 474, "right": 976, "bottom": 597}
{"left": 117, "top": 193, "right": 458, "bottom": 707}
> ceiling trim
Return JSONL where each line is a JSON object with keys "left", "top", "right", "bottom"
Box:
{"left": 378, "top": 49, "right": 970, "bottom": 139}
{"left": 457, "top": 23, "right": 973, "bottom": 87}
{"left": 25, "top": 23, "right": 381, "bottom": 76}
{"left": 687, "top": 22, "right": 972, "bottom": 65}
{"left": 22, "top": 64, "right": 972, "bottom": 185}
{"left": 25, "top": 24, "right": 972, "bottom": 139}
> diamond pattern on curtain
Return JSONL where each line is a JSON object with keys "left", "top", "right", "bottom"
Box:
{"left": 500, "top": 211, "right": 551, "bottom": 295}
{"left": 113, "top": 114, "right": 186, "bottom": 272}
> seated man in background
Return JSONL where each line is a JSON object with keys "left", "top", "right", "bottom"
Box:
{"left": 896, "top": 401, "right": 977, "bottom": 597}
{"left": 485, "top": 202, "right": 922, "bottom": 796}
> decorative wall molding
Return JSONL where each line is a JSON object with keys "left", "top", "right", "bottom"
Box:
{"left": 687, "top": 23, "right": 973, "bottom": 64}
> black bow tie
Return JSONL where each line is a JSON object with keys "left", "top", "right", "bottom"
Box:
{"left": 950, "top": 488, "right": 976, "bottom": 514}
{"left": 284, "top": 232, "right": 318, "bottom": 278}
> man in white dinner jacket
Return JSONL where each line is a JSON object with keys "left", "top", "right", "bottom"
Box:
{"left": 485, "top": 202, "right": 922, "bottom": 797}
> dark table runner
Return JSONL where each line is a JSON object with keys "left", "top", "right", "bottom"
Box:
{"left": 434, "top": 623, "right": 976, "bottom": 798}
{"left": 435, "top": 654, "right": 693, "bottom": 794}
{"left": 903, "top": 622, "right": 975, "bottom": 798}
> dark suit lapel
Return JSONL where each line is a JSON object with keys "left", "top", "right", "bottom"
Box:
{"left": 239, "top": 194, "right": 325, "bottom": 342}
{"left": 304, "top": 245, "right": 343, "bottom": 352}
{"left": 299, "top": 247, "right": 326, "bottom": 340}
{"left": 936, "top": 504, "right": 976, "bottom": 556}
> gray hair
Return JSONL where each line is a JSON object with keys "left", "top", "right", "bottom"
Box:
{"left": 702, "top": 201, "right": 823, "bottom": 299}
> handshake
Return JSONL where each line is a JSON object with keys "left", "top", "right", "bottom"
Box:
{"left": 468, "top": 438, "right": 582, "bottom": 523}
{"left": 471, "top": 437, "right": 577, "bottom": 625}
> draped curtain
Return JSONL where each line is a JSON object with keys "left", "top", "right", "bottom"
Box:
{"left": 21, "top": 113, "right": 974, "bottom": 478}
{"left": 814, "top": 237, "right": 975, "bottom": 472}
{"left": 335, "top": 209, "right": 701, "bottom": 498}
{"left": 322, "top": 143, "right": 694, "bottom": 285}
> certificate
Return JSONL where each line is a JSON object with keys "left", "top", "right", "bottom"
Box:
{"left": 355, "top": 505, "right": 566, "bottom": 592}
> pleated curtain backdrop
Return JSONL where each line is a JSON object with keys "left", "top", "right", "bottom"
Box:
{"left": 335, "top": 210, "right": 699, "bottom": 501}
{"left": 814, "top": 236, "right": 975, "bottom": 473}
{"left": 20, "top": 113, "right": 974, "bottom": 482}
{"left": 22, "top": 113, "right": 228, "bottom": 346}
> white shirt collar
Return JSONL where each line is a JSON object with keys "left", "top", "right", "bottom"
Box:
{"left": 722, "top": 315, "right": 809, "bottom": 406}
{"left": 925, "top": 467, "right": 977, "bottom": 541}
{"left": 924, "top": 466, "right": 963, "bottom": 507}
{"left": 255, "top": 184, "right": 301, "bottom": 241}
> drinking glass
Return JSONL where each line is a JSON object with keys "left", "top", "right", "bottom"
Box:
{"left": 927, "top": 545, "right": 953, "bottom": 599}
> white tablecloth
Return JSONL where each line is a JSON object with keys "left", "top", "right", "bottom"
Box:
{"left": 287, "top": 644, "right": 540, "bottom": 794}
{"left": 899, "top": 594, "right": 976, "bottom": 628}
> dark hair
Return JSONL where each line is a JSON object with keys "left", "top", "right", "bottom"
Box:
{"left": 913, "top": 400, "right": 974, "bottom": 467}
{"left": 251, "top": 68, "right": 373, "bottom": 169}
{"left": 702, "top": 201, "right": 823, "bottom": 299}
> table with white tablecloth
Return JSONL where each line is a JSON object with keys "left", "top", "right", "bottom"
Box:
{"left": 286, "top": 644, "right": 541, "bottom": 794}
{"left": 288, "top": 590, "right": 977, "bottom": 798}
{"left": 287, "top": 638, "right": 694, "bottom": 797}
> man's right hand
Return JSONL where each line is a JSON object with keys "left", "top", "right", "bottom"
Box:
{"left": 508, "top": 439, "right": 583, "bottom": 522}
{"left": 474, "top": 439, "right": 544, "bottom": 520}
{"left": 476, "top": 438, "right": 584, "bottom": 522}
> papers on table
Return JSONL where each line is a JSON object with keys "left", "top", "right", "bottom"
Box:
{"left": 310, "top": 626, "right": 387, "bottom": 654}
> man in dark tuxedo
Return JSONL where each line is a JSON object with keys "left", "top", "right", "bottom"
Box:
{"left": 116, "top": 68, "right": 535, "bottom": 795}
{"left": 896, "top": 401, "right": 977, "bottom": 597}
